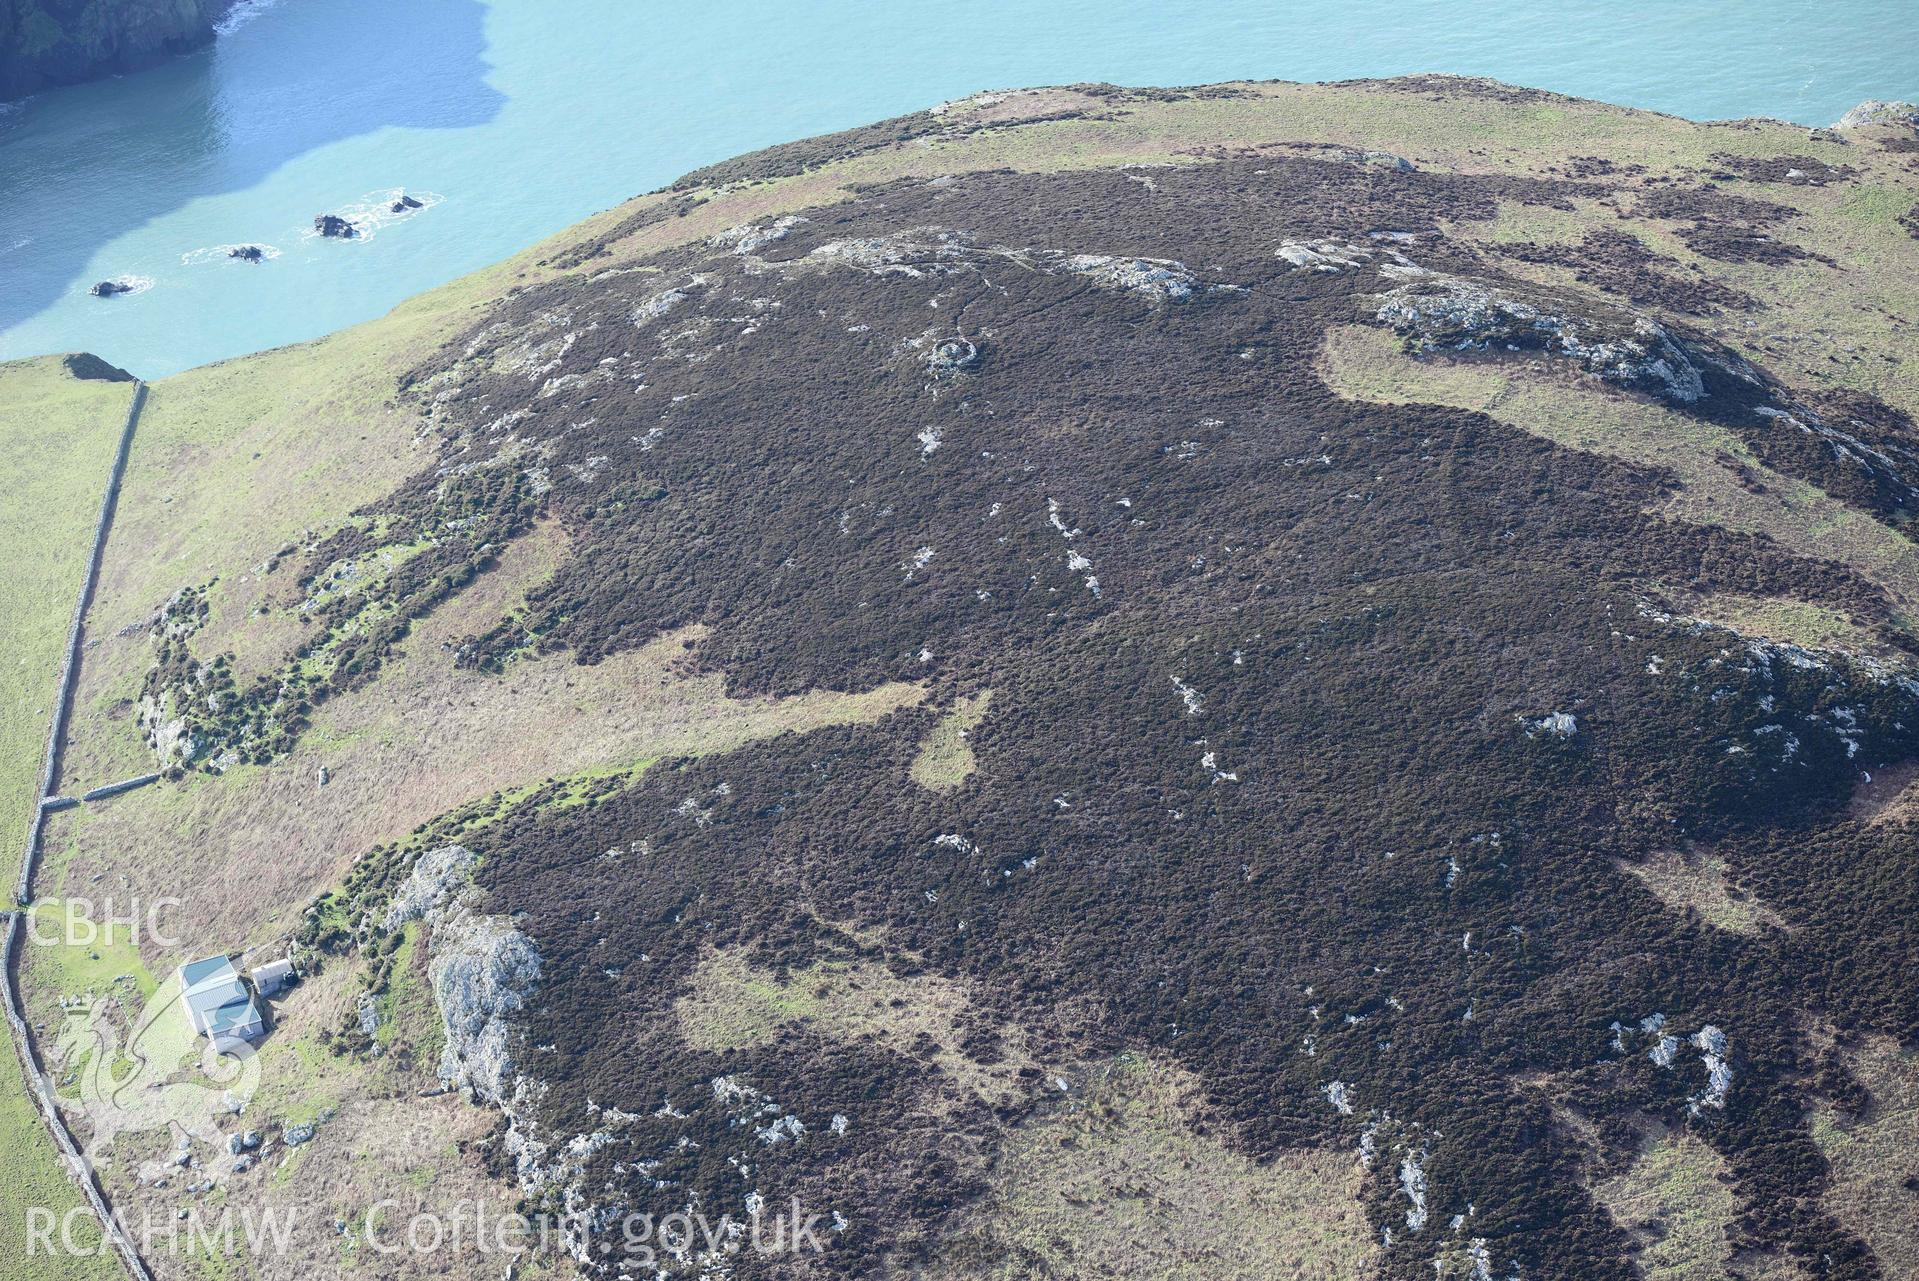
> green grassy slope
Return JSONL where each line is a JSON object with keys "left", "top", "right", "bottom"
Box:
{"left": 0, "top": 356, "right": 131, "bottom": 1281}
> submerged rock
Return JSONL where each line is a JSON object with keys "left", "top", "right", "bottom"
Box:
{"left": 89, "top": 279, "right": 130, "bottom": 298}
{"left": 389, "top": 195, "right": 424, "bottom": 213}
{"left": 228, "top": 245, "right": 265, "bottom": 262}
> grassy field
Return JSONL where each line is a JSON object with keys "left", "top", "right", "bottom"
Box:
{"left": 0, "top": 355, "right": 134, "bottom": 1281}
{"left": 909, "top": 690, "right": 992, "bottom": 792}
{"left": 1811, "top": 1035, "right": 1919, "bottom": 1277}
{"left": 1616, "top": 848, "right": 1787, "bottom": 936}
{"left": 1668, "top": 592, "right": 1893, "bottom": 659}
{"left": 1454, "top": 181, "right": 1919, "bottom": 426}
{"left": 927, "top": 1053, "right": 1377, "bottom": 1281}
{"left": 1590, "top": 1128, "right": 1756, "bottom": 1280}
{"left": 18, "top": 175, "right": 925, "bottom": 1279}
{"left": 47, "top": 618, "right": 923, "bottom": 961}
{"left": 23, "top": 898, "right": 159, "bottom": 1005}
{"left": 0, "top": 358, "right": 131, "bottom": 843}
{"left": 676, "top": 942, "right": 1034, "bottom": 1109}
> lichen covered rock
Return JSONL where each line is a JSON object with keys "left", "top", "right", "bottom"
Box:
{"left": 1836, "top": 100, "right": 1919, "bottom": 129}
{"left": 1061, "top": 253, "right": 1198, "bottom": 299}
{"left": 382, "top": 844, "right": 479, "bottom": 931}
{"left": 429, "top": 907, "right": 541, "bottom": 1103}
{"left": 1373, "top": 270, "right": 1708, "bottom": 402}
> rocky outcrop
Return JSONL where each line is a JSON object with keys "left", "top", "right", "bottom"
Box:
{"left": 1060, "top": 254, "right": 1198, "bottom": 300}
{"left": 0, "top": 0, "right": 237, "bottom": 102}
{"left": 380, "top": 844, "right": 541, "bottom": 1104}
{"left": 382, "top": 844, "right": 478, "bottom": 931}
{"left": 1835, "top": 100, "right": 1919, "bottom": 130}
{"left": 362, "top": 855, "right": 564, "bottom": 1248}
{"left": 88, "top": 280, "right": 129, "bottom": 298}
{"left": 227, "top": 245, "right": 265, "bottom": 262}
{"left": 313, "top": 214, "right": 358, "bottom": 239}
{"left": 1372, "top": 267, "right": 1709, "bottom": 403}
{"left": 389, "top": 195, "right": 424, "bottom": 214}
{"left": 136, "top": 691, "right": 200, "bottom": 767}
{"left": 429, "top": 911, "right": 541, "bottom": 1103}
{"left": 61, "top": 353, "right": 133, "bottom": 382}
{"left": 1277, "top": 239, "right": 1373, "bottom": 272}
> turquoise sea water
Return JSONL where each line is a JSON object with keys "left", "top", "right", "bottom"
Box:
{"left": 0, "top": 0, "right": 1913, "bottom": 378}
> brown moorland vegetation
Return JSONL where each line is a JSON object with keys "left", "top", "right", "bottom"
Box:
{"left": 30, "top": 80, "right": 1919, "bottom": 1281}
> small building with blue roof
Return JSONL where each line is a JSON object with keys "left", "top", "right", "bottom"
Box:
{"left": 176, "top": 955, "right": 266, "bottom": 1052}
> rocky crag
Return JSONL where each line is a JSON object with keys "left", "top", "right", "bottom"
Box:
{"left": 0, "top": 0, "right": 236, "bottom": 101}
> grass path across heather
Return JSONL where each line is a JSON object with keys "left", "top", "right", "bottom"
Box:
{"left": 1318, "top": 323, "right": 1919, "bottom": 633}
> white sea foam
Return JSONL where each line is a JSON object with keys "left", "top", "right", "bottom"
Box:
{"left": 298, "top": 189, "right": 445, "bottom": 243}
{"left": 180, "top": 243, "right": 282, "bottom": 266}
{"left": 214, "top": 0, "right": 285, "bottom": 38}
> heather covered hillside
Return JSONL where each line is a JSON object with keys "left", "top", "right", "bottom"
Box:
{"left": 15, "top": 79, "right": 1919, "bottom": 1281}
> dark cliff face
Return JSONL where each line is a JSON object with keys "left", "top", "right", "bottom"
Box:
{"left": 0, "top": 0, "right": 237, "bottom": 101}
